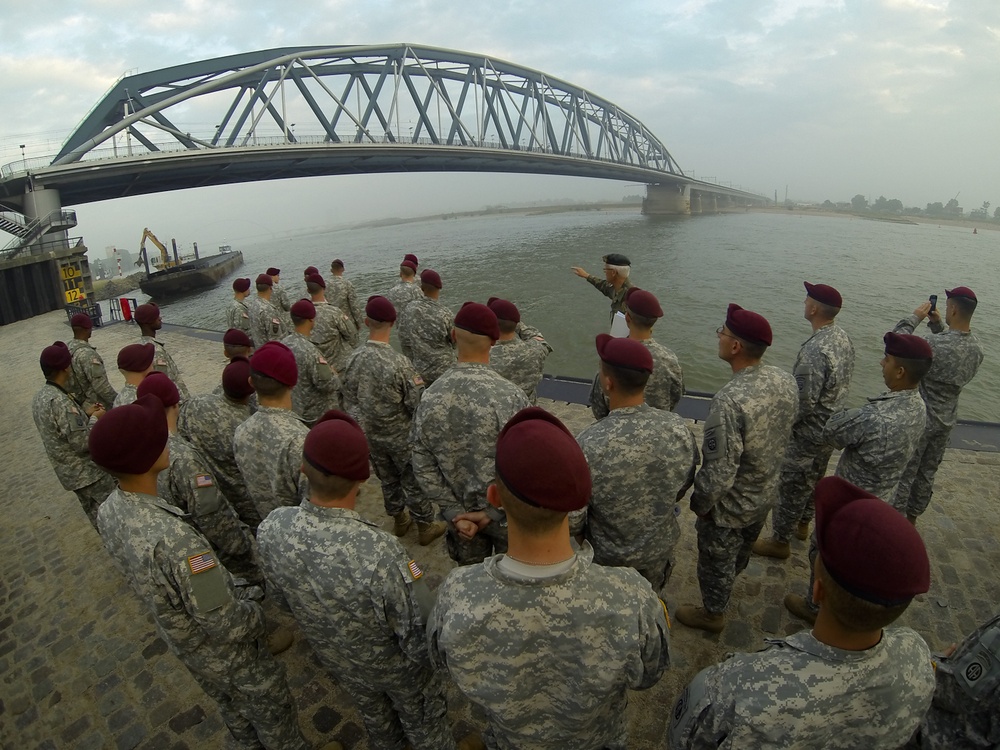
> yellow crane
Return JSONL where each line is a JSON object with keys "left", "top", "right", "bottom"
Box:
{"left": 139, "top": 227, "right": 177, "bottom": 271}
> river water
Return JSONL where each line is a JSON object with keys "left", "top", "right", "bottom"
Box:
{"left": 143, "top": 209, "right": 998, "bottom": 422}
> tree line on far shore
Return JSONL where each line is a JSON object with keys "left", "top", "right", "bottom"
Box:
{"left": 818, "top": 195, "right": 998, "bottom": 221}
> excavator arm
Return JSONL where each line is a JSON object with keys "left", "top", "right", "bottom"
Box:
{"left": 139, "top": 227, "right": 173, "bottom": 270}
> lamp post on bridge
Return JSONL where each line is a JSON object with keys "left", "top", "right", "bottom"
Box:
{"left": 19, "top": 144, "right": 26, "bottom": 171}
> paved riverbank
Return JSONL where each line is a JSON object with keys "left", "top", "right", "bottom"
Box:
{"left": 2, "top": 310, "right": 998, "bottom": 749}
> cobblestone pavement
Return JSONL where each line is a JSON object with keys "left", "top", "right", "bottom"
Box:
{"left": 2, "top": 310, "right": 998, "bottom": 749}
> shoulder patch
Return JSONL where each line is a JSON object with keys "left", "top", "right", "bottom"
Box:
{"left": 187, "top": 550, "right": 217, "bottom": 574}
{"left": 194, "top": 474, "right": 213, "bottom": 488}
{"left": 318, "top": 355, "right": 328, "bottom": 365}
{"left": 408, "top": 559, "right": 423, "bottom": 580}
{"left": 827, "top": 406, "right": 864, "bottom": 425}
{"left": 413, "top": 375, "right": 424, "bottom": 386}
{"left": 702, "top": 411, "right": 726, "bottom": 461}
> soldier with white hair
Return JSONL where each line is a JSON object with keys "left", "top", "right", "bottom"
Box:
{"left": 571, "top": 253, "right": 634, "bottom": 321}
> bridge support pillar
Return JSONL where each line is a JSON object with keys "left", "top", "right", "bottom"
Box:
{"left": 23, "top": 186, "right": 71, "bottom": 246}
{"left": 642, "top": 184, "right": 690, "bottom": 215}
{"left": 690, "top": 191, "right": 703, "bottom": 214}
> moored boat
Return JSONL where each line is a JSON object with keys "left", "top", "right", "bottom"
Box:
{"left": 139, "top": 245, "right": 244, "bottom": 298}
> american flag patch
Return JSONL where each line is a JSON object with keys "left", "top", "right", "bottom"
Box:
{"left": 188, "top": 551, "right": 217, "bottom": 574}
{"left": 408, "top": 560, "right": 423, "bottom": 580}
{"left": 318, "top": 356, "right": 328, "bottom": 365}
{"left": 195, "top": 474, "right": 213, "bottom": 488}
{"left": 413, "top": 375, "right": 424, "bottom": 386}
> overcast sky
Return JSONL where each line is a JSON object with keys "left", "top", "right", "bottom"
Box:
{"left": 2, "top": 0, "right": 998, "bottom": 251}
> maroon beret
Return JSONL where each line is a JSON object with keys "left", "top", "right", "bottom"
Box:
{"left": 250, "top": 341, "right": 297, "bottom": 386}
{"left": 725, "top": 303, "right": 772, "bottom": 346}
{"left": 496, "top": 407, "right": 591, "bottom": 512}
{"left": 305, "top": 411, "right": 371, "bottom": 481}
{"left": 266, "top": 267, "right": 281, "bottom": 277}
{"left": 255, "top": 273, "right": 273, "bottom": 287}
{"left": 89, "top": 394, "right": 168, "bottom": 475}
{"left": 455, "top": 301, "right": 500, "bottom": 341}
{"left": 404, "top": 253, "right": 419, "bottom": 266}
{"left": 366, "top": 295, "right": 397, "bottom": 323}
{"left": 400, "top": 259, "right": 418, "bottom": 272}
{"left": 883, "top": 332, "right": 933, "bottom": 361}
{"left": 946, "top": 286, "right": 977, "bottom": 301}
{"left": 488, "top": 298, "right": 520, "bottom": 323}
{"left": 331, "top": 259, "right": 344, "bottom": 269}
{"left": 136, "top": 371, "right": 180, "bottom": 408}
{"left": 420, "top": 269, "right": 442, "bottom": 289}
{"left": 232, "top": 277, "right": 251, "bottom": 293}
{"left": 222, "top": 357, "right": 255, "bottom": 399}
{"left": 290, "top": 299, "right": 316, "bottom": 320}
{"left": 70, "top": 312, "right": 94, "bottom": 330}
{"left": 304, "top": 266, "right": 319, "bottom": 276}
{"left": 134, "top": 303, "right": 160, "bottom": 325}
{"left": 306, "top": 273, "right": 326, "bottom": 288}
{"left": 595, "top": 333, "right": 654, "bottom": 373}
{"left": 625, "top": 288, "right": 663, "bottom": 319}
{"left": 40, "top": 341, "right": 72, "bottom": 371}
{"left": 223, "top": 328, "right": 253, "bottom": 347}
{"left": 117, "top": 343, "right": 155, "bottom": 372}
{"left": 815, "top": 476, "right": 930, "bottom": 605}
{"left": 804, "top": 281, "right": 843, "bottom": 308}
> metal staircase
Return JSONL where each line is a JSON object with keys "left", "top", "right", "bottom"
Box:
{"left": 0, "top": 209, "right": 78, "bottom": 259}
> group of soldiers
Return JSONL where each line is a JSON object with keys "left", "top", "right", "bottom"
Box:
{"left": 28, "top": 249, "right": 996, "bottom": 749}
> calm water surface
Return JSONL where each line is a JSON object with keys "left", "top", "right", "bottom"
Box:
{"left": 143, "top": 210, "right": 998, "bottom": 422}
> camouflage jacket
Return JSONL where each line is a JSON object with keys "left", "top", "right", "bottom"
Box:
{"left": 585, "top": 276, "right": 633, "bottom": 321}
{"left": 225, "top": 298, "right": 252, "bottom": 335}
{"left": 139, "top": 335, "right": 190, "bottom": 399}
{"left": 325, "top": 276, "right": 364, "bottom": 345}
{"left": 825, "top": 388, "right": 927, "bottom": 503}
{"left": 410, "top": 363, "right": 529, "bottom": 518}
{"left": 66, "top": 339, "right": 117, "bottom": 409}
{"left": 489, "top": 336, "right": 551, "bottom": 404}
{"left": 280, "top": 332, "right": 341, "bottom": 423}
{"left": 310, "top": 300, "right": 355, "bottom": 372}
{"left": 397, "top": 296, "right": 455, "bottom": 383}
{"left": 113, "top": 383, "right": 138, "bottom": 407}
{"left": 341, "top": 340, "right": 424, "bottom": 444}
{"left": 428, "top": 542, "right": 671, "bottom": 750}
{"left": 894, "top": 315, "right": 984, "bottom": 431}
{"left": 385, "top": 280, "right": 423, "bottom": 317}
{"left": 590, "top": 337, "right": 684, "bottom": 419}
{"left": 669, "top": 627, "right": 934, "bottom": 749}
{"left": 31, "top": 381, "right": 106, "bottom": 491}
{"left": 690, "top": 364, "right": 798, "bottom": 528}
{"left": 271, "top": 283, "right": 291, "bottom": 313}
{"left": 247, "top": 295, "right": 286, "bottom": 348}
{"left": 789, "top": 322, "right": 856, "bottom": 445}
{"left": 233, "top": 406, "right": 309, "bottom": 518}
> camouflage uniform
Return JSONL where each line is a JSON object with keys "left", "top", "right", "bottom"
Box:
{"left": 892, "top": 314, "right": 985, "bottom": 516}
{"left": 178, "top": 392, "right": 262, "bottom": 531}
{"left": 489, "top": 335, "right": 552, "bottom": 404}
{"left": 271, "top": 283, "right": 292, "bottom": 315}
{"left": 341, "top": 341, "right": 434, "bottom": 522}
{"left": 139, "top": 335, "right": 190, "bottom": 400}
{"left": 385, "top": 280, "right": 423, "bottom": 319}
{"left": 585, "top": 275, "right": 633, "bottom": 321}
{"left": 397, "top": 296, "right": 455, "bottom": 385}
{"left": 97, "top": 488, "right": 308, "bottom": 749}
{"left": 669, "top": 627, "right": 934, "bottom": 749}
{"left": 31, "top": 381, "right": 115, "bottom": 527}
{"left": 280, "top": 331, "right": 341, "bottom": 424}
{"left": 113, "top": 383, "right": 138, "bottom": 408}
{"left": 907, "top": 610, "right": 1000, "bottom": 750}
{"left": 66, "top": 339, "right": 117, "bottom": 409}
{"left": 589, "top": 337, "right": 684, "bottom": 419}
{"left": 410, "top": 363, "right": 530, "bottom": 564}
{"left": 690, "top": 364, "right": 797, "bottom": 613}
{"left": 233, "top": 407, "right": 309, "bottom": 519}
{"left": 225, "top": 297, "right": 252, "bottom": 335}
{"left": 428, "top": 542, "right": 671, "bottom": 750}
{"left": 326, "top": 276, "right": 364, "bottom": 347}
{"left": 247, "top": 294, "right": 286, "bottom": 348}
{"left": 574, "top": 404, "right": 698, "bottom": 591}
{"left": 258, "top": 503, "right": 452, "bottom": 750}
{"left": 771, "top": 323, "right": 855, "bottom": 541}
{"left": 158, "top": 433, "right": 262, "bottom": 585}
{"left": 310, "top": 300, "right": 355, "bottom": 373}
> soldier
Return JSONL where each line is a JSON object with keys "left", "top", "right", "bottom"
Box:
{"left": 222, "top": 328, "right": 254, "bottom": 361}
{"left": 670, "top": 476, "right": 934, "bottom": 749}
{"left": 306, "top": 273, "right": 355, "bottom": 372}
{"left": 233, "top": 341, "right": 309, "bottom": 519}
{"left": 486, "top": 298, "right": 552, "bottom": 404}
{"left": 570, "top": 252, "right": 634, "bottom": 322}
{"left": 892, "top": 287, "right": 984, "bottom": 523}
{"left": 754, "top": 281, "right": 855, "bottom": 560}
{"left": 574, "top": 335, "right": 698, "bottom": 591}
{"left": 226, "top": 277, "right": 253, "bottom": 335}
{"left": 258, "top": 412, "right": 453, "bottom": 750}
{"left": 281, "top": 298, "right": 341, "bottom": 425}
{"left": 785, "top": 332, "right": 930, "bottom": 625}
{"left": 89, "top": 396, "right": 325, "bottom": 750}
{"left": 676, "top": 304, "right": 797, "bottom": 634}
{"left": 397, "top": 269, "right": 456, "bottom": 385}
{"left": 66, "top": 312, "right": 118, "bottom": 410}
{"left": 385, "top": 258, "right": 423, "bottom": 317}
{"left": 267, "top": 266, "right": 292, "bottom": 319}
{"left": 588, "top": 288, "right": 683, "bottom": 419}
{"left": 113, "top": 343, "right": 156, "bottom": 407}
{"left": 341, "top": 295, "right": 446, "bottom": 545}
{"left": 428, "top": 407, "right": 671, "bottom": 750}
{"left": 179, "top": 357, "right": 263, "bottom": 531}
{"left": 32, "top": 342, "right": 115, "bottom": 528}
{"left": 247, "top": 273, "right": 286, "bottom": 348}
{"left": 134, "top": 303, "right": 190, "bottom": 399}
{"left": 410, "top": 302, "right": 530, "bottom": 565}
{"left": 327, "top": 259, "right": 364, "bottom": 346}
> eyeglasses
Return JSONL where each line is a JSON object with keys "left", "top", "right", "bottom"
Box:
{"left": 716, "top": 327, "right": 736, "bottom": 339}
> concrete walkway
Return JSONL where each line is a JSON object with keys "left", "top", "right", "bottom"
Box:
{"left": 2, "top": 309, "right": 998, "bottom": 749}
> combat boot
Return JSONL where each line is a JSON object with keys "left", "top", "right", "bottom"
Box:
{"left": 675, "top": 605, "right": 725, "bottom": 634}
{"left": 457, "top": 733, "right": 486, "bottom": 750}
{"left": 417, "top": 520, "right": 447, "bottom": 546}
{"left": 393, "top": 510, "right": 413, "bottom": 537}
{"left": 752, "top": 538, "right": 791, "bottom": 559}
{"left": 795, "top": 521, "right": 810, "bottom": 541}
{"left": 267, "top": 624, "right": 295, "bottom": 655}
{"left": 784, "top": 593, "right": 818, "bottom": 625}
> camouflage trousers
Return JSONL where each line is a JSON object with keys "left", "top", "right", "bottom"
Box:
{"left": 445, "top": 516, "right": 509, "bottom": 566}
{"left": 184, "top": 638, "right": 309, "bottom": 750}
{"left": 370, "top": 439, "right": 436, "bottom": 523}
{"left": 891, "top": 427, "right": 951, "bottom": 518}
{"left": 696, "top": 516, "right": 766, "bottom": 614}
{"left": 74, "top": 474, "right": 117, "bottom": 530}
{"left": 771, "top": 438, "right": 835, "bottom": 542}
{"left": 588, "top": 373, "right": 610, "bottom": 421}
